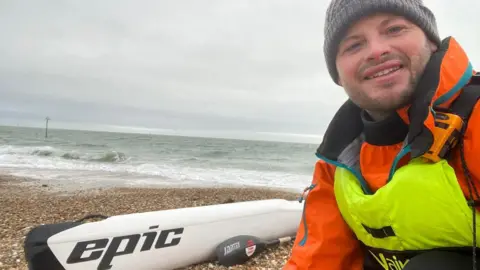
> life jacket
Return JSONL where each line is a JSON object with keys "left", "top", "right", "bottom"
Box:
{"left": 310, "top": 36, "right": 480, "bottom": 270}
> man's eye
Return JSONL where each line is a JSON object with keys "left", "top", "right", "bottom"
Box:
{"left": 387, "top": 25, "right": 405, "bottom": 34}
{"left": 345, "top": 42, "right": 361, "bottom": 52}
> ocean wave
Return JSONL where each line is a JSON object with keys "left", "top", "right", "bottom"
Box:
{"left": 61, "top": 152, "right": 80, "bottom": 160}
{"left": 0, "top": 159, "right": 310, "bottom": 192}
{"left": 74, "top": 142, "right": 107, "bottom": 147}
{"left": 31, "top": 148, "right": 54, "bottom": 156}
{"left": 0, "top": 145, "right": 128, "bottom": 163}
{"left": 89, "top": 151, "right": 127, "bottom": 162}
{"left": 199, "top": 150, "right": 229, "bottom": 158}
{"left": 0, "top": 145, "right": 56, "bottom": 156}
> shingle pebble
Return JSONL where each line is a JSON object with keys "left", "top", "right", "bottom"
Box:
{"left": 0, "top": 174, "right": 299, "bottom": 270}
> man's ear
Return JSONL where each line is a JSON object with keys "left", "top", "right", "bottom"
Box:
{"left": 337, "top": 76, "right": 343, "bottom": 86}
{"left": 335, "top": 61, "right": 344, "bottom": 86}
{"left": 428, "top": 40, "right": 438, "bottom": 52}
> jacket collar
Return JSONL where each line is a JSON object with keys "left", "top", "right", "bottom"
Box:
{"left": 316, "top": 36, "right": 475, "bottom": 161}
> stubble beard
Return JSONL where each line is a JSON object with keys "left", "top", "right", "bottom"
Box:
{"left": 343, "top": 44, "right": 433, "bottom": 120}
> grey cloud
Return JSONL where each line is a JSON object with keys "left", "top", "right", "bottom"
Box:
{"left": 0, "top": 0, "right": 478, "bottom": 142}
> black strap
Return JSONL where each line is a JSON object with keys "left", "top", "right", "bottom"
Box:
{"left": 362, "top": 224, "right": 396, "bottom": 239}
{"left": 449, "top": 75, "right": 480, "bottom": 122}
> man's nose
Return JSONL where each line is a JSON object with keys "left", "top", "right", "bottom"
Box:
{"left": 366, "top": 39, "right": 391, "bottom": 61}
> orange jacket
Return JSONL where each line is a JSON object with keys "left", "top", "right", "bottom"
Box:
{"left": 284, "top": 37, "right": 480, "bottom": 269}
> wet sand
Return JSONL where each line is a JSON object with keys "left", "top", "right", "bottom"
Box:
{"left": 0, "top": 174, "right": 300, "bottom": 270}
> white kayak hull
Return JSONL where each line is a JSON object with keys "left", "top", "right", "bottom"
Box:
{"left": 24, "top": 199, "right": 303, "bottom": 270}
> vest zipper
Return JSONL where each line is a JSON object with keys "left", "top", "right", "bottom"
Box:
{"left": 298, "top": 183, "right": 316, "bottom": 246}
{"left": 315, "top": 153, "right": 372, "bottom": 195}
{"left": 387, "top": 144, "right": 412, "bottom": 183}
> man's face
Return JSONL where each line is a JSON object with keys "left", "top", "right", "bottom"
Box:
{"left": 335, "top": 13, "right": 438, "bottom": 116}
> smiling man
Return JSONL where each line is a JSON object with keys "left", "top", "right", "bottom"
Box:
{"left": 334, "top": 12, "right": 437, "bottom": 122}
{"left": 284, "top": 0, "right": 480, "bottom": 270}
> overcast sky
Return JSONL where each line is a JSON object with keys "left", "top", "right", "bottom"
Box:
{"left": 0, "top": 1, "right": 479, "bottom": 143}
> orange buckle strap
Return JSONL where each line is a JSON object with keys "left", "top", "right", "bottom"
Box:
{"left": 422, "top": 112, "right": 464, "bottom": 163}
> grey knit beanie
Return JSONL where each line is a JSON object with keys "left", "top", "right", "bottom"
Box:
{"left": 324, "top": 0, "right": 442, "bottom": 84}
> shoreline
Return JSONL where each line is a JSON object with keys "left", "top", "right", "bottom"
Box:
{"left": 0, "top": 170, "right": 304, "bottom": 195}
{"left": 0, "top": 173, "right": 301, "bottom": 270}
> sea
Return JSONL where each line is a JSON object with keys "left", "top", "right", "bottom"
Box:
{"left": 0, "top": 125, "right": 320, "bottom": 192}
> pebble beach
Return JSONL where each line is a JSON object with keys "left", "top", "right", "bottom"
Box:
{"left": 0, "top": 174, "right": 301, "bottom": 270}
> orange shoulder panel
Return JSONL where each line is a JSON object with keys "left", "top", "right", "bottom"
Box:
{"left": 360, "top": 142, "right": 406, "bottom": 192}
{"left": 433, "top": 37, "right": 469, "bottom": 109}
{"left": 283, "top": 159, "right": 364, "bottom": 270}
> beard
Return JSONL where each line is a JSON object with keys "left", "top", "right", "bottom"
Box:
{"left": 341, "top": 42, "right": 434, "bottom": 116}
{"left": 348, "top": 75, "right": 418, "bottom": 112}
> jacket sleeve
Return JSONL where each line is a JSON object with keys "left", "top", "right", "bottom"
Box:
{"left": 283, "top": 159, "right": 364, "bottom": 270}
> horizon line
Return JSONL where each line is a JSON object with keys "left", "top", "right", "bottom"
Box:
{"left": 0, "top": 122, "right": 323, "bottom": 145}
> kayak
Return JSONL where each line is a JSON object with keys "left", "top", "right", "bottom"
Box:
{"left": 24, "top": 199, "right": 303, "bottom": 270}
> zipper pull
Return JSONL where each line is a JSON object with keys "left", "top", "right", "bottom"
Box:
{"left": 298, "top": 184, "right": 315, "bottom": 203}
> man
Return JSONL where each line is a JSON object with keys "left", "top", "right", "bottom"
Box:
{"left": 284, "top": 0, "right": 480, "bottom": 269}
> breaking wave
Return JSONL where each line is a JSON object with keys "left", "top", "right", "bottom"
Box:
{"left": 0, "top": 145, "right": 128, "bottom": 163}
